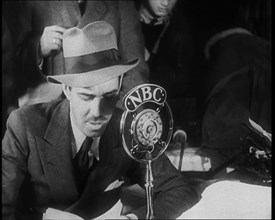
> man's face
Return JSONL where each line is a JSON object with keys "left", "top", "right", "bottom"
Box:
{"left": 64, "top": 78, "right": 120, "bottom": 138}
{"left": 148, "top": 0, "right": 178, "bottom": 17}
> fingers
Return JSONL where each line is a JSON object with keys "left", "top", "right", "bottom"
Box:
{"left": 49, "top": 31, "right": 63, "bottom": 48}
{"left": 51, "top": 31, "right": 63, "bottom": 40}
{"left": 40, "top": 25, "right": 67, "bottom": 57}
{"left": 51, "top": 38, "right": 62, "bottom": 50}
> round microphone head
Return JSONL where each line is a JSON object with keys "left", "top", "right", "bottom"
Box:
{"left": 120, "top": 84, "right": 173, "bottom": 162}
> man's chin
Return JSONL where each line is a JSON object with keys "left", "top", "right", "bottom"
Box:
{"left": 83, "top": 129, "right": 101, "bottom": 138}
{"left": 85, "top": 125, "right": 107, "bottom": 137}
{"left": 90, "top": 131, "right": 103, "bottom": 138}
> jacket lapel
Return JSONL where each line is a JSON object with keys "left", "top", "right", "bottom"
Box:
{"left": 37, "top": 99, "right": 78, "bottom": 208}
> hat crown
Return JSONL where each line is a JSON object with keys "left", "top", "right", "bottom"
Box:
{"left": 63, "top": 21, "right": 118, "bottom": 58}
{"left": 47, "top": 21, "right": 139, "bottom": 88}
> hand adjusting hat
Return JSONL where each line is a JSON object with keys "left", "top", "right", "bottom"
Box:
{"left": 47, "top": 21, "right": 139, "bottom": 87}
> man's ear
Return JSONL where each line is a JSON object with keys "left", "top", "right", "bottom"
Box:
{"left": 62, "top": 84, "right": 71, "bottom": 100}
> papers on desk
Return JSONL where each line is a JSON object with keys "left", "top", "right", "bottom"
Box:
{"left": 43, "top": 208, "right": 83, "bottom": 220}
{"left": 178, "top": 180, "right": 271, "bottom": 219}
{"left": 42, "top": 181, "right": 271, "bottom": 219}
{"left": 43, "top": 199, "right": 123, "bottom": 220}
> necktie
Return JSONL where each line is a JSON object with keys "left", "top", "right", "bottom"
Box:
{"left": 73, "top": 136, "right": 93, "bottom": 192}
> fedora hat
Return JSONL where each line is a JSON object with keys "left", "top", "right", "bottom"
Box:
{"left": 47, "top": 21, "right": 139, "bottom": 87}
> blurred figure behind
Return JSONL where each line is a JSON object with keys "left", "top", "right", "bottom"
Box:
{"left": 183, "top": 0, "right": 271, "bottom": 172}
{"left": 135, "top": 0, "right": 198, "bottom": 99}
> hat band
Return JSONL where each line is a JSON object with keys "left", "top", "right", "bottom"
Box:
{"left": 64, "top": 48, "right": 120, "bottom": 74}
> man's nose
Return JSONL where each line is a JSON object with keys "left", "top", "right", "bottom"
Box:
{"left": 89, "top": 97, "right": 102, "bottom": 117}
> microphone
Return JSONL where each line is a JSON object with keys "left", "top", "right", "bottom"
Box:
{"left": 120, "top": 84, "right": 173, "bottom": 219}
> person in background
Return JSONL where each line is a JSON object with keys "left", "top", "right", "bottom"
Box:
{"left": 2, "top": 21, "right": 198, "bottom": 220}
{"left": 183, "top": 0, "right": 271, "bottom": 175}
{"left": 135, "top": 0, "right": 198, "bottom": 99}
{"left": 4, "top": 0, "right": 148, "bottom": 109}
{"left": 135, "top": 0, "right": 202, "bottom": 148}
{"left": 136, "top": 0, "right": 178, "bottom": 62}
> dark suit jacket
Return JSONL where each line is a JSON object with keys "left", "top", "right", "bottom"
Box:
{"left": 201, "top": 32, "right": 271, "bottom": 169}
{"left": 13, "top": 0, "right": 148, "bottom": 106}
{"left": 2, "top": 98, "right": 198, "bottom": 220}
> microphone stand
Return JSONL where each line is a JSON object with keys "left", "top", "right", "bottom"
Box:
{"left": 145, "top": 153, "right": 154, "bottom": 219}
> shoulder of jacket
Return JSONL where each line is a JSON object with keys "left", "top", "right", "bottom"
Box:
{"left": 8, "top": 99, "right": 65, "bottom": 136}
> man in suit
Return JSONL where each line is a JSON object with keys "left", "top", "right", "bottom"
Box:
{"left": 9, "top": 0, "right": 148, "bottom": 108}
{"left": 2, "top": 21, "right": 198, "bottom": 220}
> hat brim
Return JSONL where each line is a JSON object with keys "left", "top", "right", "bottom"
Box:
{"left": 47, "top": 59, "right": 139, "bottom": 87}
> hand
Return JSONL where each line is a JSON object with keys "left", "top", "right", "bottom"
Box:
{"left": 40, "top": 25, "right": 66, "bottom": 58}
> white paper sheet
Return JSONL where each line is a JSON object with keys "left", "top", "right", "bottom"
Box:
{"left": 178, "top": 180, "right": 271, "bottom": 219}
{"left": 43, "top": 199, "right": 123, "bottom": 220}
{"left": 43, "top": 208, "right": 83, "bottom": 220}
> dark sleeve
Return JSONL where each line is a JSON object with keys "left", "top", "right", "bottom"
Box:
{"left": 2, "top": 110, "right": 29, "bottom": 220}
{"left": 129, "top": 154, "right": 200, "bottom": 219}
{"left": 15, "top": 1, "right": 45, "bottom": 90}
{"left": 2, "top": 13, "right": 18, "bottom": 138}
{"left": 2, "top": 14, "right": 15, "bottom": 104}
{"left": 117, "top": 1, "right": 149, "bottom": 109}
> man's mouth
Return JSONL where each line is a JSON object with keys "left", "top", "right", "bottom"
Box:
{"left": 159, "top": 8, "right": 168, "bottom": 13}
{"left": 88, "top": 120, "right": 106, "bottom": 129}
{"left": 90, "top": 121, "right": 103, "bottom": 125}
